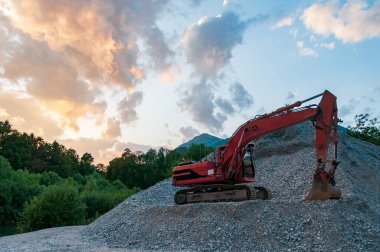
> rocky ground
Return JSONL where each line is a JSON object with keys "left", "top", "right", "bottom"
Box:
{"left": 1, "top": 122, "right": 379, "bottom": 251}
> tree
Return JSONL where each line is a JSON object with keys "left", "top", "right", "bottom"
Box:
{"left": 80, "top": 173, "right": 139, "bottom": 222}
{"left": 0, "top": 156, "right": 43, "bottom": 225}
{"left": 79, "top": 152, "right": 96, "bottom": 175}
{"left": 348, "top": 114, "right": 380, "bottom": 146}
{"left": 0, "top": 155, "right": 13, "bottom": 224}
{"left": 17, "top": 182, "right": 85, "bottom": 232}
{"left": 181, "top": 144, "right": 214, "bottom": 162}
{"left": 0, "top": 121, "right": 83, "bottom": 177}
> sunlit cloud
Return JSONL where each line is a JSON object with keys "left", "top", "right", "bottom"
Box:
{"left": 302, "top": 0, "right": 380, "bottom": 43}
{"left": 118, "top": 91, "right": 143, "bottom": 124}
{"left": 59, "top": 138, "right": 153, "bottom": 165}
{"left": 159, "top": 65, "right": 181, "bottom": 84}
{"left": 296, "top": 41, "right": 318, "bottom": 57}
{"left": 320, "top": 42, "right": 335, "bottom": 49}
{"left": 102, "top": 118, "right": 121, "bottom": 139}
{"left": 272, "top": 17, "right": 293, "bottom": 30}
{"left": 0, "top": 89, "right": 63, "bottom": 139}
{"left": 0, "top": 0, "right": 173, "bottom": 164}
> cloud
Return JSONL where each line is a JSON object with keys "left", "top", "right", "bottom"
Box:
{"left": 59, "top": 137, "right": 153, "bottom": 165}
{"left": 2, "top": 0, "right": 173, "bottom": 86}
{"left": 0, "top": 0, "right": 172, "bottom": 130}
{"left": 256, "top": 106, "right": 266, "bottom": 115}
{"left": 102, "top": 118, "right": 121, "bottom": 139}
{"left": 320, "top": 42, "right": 335, "bottom": 49}
{"left": 339, "top": 99, "right": 359, "bottom": 117}
{"left": 215, "top": 98, "right": 235, "bottom": 115}
{"left": 182, "top": 11, "right": 248, "bottom": 76}
{"left": 179, "top": 81, "right": 227, "bottom": 132}
{"left": 229, "top": 82, "right": 253, "bottom": 110}
{"left": 296, "top": 41, "right": 318, "bottom": 57}
{"left": 179, "top": 12, "right": 254, "bottom": 131}
{"left": 290, "top": 28, "right": 298, "bottom": 38}
{"left": 189, "top": 0, "right": 203, "bottom": 7}
{"left": 272, "top": 17, "right": 293, "bottom": 29}
{"left": 159, "top": 65, "right": 181, "bottom": 84}
{"left": 0, "top": 0, "right": 174, "bottom": 164}
{"left": 286, "top": 91, "right": 295, "bottom": 100}
{"left": 118, "top": 91, "right": 143, "bottom": 124}
{"left": 302, "top": 0, "right": 380, "bottom": 43}
{"left": 0, "top": 90, "right": 63, "bottom": 140}
{"left": 179, "top": 126, "right": 200, "bottom": 142}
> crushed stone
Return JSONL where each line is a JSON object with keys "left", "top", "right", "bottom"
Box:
{"left": 82, "top": 122, "right": 380, "bottom": 251}
{"left": 1, "top": 122, "right": 379, "bottom": 251}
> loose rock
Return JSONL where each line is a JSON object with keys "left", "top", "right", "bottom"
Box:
{"left": 1, "top": 122, "right": 379, "bottom": 251}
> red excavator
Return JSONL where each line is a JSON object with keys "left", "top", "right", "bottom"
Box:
{"left": 172, "top": 90, "right": 342, "bottom": 204}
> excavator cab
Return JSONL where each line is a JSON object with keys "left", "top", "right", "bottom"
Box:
{"left": 243, "top": 143, "right": 256, "bottom": 179}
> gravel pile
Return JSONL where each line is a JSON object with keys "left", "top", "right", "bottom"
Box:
{"left": 82, "top": 122, "right": 380, "bottom": 251}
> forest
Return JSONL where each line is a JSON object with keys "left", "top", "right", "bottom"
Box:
{"left": 0, "top": 120, "right": 213, "bottom": 236}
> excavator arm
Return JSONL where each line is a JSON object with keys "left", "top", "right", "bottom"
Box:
{"left": 223, "top": 91, "right": 339, "bottom": 188}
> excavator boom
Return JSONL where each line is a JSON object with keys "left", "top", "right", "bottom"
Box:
{"left": 172, "top": 90, "right": 342, "bottom": 204}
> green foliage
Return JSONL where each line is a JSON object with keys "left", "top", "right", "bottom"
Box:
{"left": 79, "top": 152, "right": 96, "bottom": 175}
{"left": 0, "top": 122, "right": 141, "bottom": 236}
{"left": 0, "top": 156, "right": 43, "bottom": 225}
{"left": 0, "top": 120, "right": 96, "bottom": 178}
{"left": 81, "top": 173, "right": 139, "bottom": 222}
{"left": 107, "top": 147, "right": 170, "bottom": 189}
{"left": 39, "top": 171, "right": 63, "bottom": 186}
{"left": 10, "top": 170, "right": 44, "bottom": 220}
{"left": 347, "top": 114, "right": 380, "bottom": 146}
{"left": 107, "top": 144, "right": 214, "bottom": 189}
{"left": 16, "top": 182, "right": 85, "bottom": 232}
{"left": 0, "top": 156, "right": 12, "bottom": 224}
{"left": 181, "top": 144, "right": 214, "bottom": 162}
{"left": 0, "top": 120, "right": 218, "bottom": 235}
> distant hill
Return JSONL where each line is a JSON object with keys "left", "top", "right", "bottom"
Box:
{"left": 176, "top": 133, "right": 228, "bottom": 150}
{"left": 175, "top": 125, "right": 348, "bottom": 151}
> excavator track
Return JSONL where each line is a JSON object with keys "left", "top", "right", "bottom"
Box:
{"left": 174, "top": 184, "right": 272, "bottom": 205}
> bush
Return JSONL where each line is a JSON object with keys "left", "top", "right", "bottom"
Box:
{"left": 39, "top": 171, "right": 62, "bottom": 186}
{"left": 10, "top": 170, "right": 44, "bottom": 220}
{"left": 0, "top": 156, "right": 43, "bottom": 225}
{"left": 0, "top": 155, "right": 12, "bottom": 179}
{"left": 348, "top": 114, "right": 380, "bottom": 146}
{"left": 81, "top": 173, "right": 139, "bottom": 222}
{"left": 16, "top": 182, "right": 85, "bottom": 232}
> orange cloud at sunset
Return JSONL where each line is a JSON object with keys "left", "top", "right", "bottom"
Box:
{"left": 0, "top": 0, "right": 173, "bottom": 163}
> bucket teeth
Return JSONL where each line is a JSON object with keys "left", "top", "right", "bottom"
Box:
{"left": 305, "top": 179, "right": 341, "bottom": 201}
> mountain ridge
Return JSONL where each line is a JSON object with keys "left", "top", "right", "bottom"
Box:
{"left": 176, "top": 133, "right": 228, "bottom": 150}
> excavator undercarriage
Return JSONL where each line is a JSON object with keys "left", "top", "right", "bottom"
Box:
{"left": 174, "top": 184, "right": 272, "bottom": 205}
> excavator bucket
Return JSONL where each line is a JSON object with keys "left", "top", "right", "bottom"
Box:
{"left": 305, "top": 177, "right": 341, "bottom": 201}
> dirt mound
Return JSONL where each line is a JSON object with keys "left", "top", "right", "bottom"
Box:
{"left": 82, "top": 122, "right": 380, "bottom": 251}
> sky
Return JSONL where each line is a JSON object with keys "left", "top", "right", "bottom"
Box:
{"left": 0, "top": 0, "right": 379, "bottom": 164}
